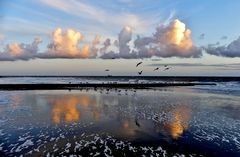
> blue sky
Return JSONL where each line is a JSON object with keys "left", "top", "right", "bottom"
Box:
{"left": 0, "top": 0, "right": 240, "bottom": 76}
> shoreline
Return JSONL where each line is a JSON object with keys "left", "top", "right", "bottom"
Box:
{"left": 0, "top": 83, "right": 216, "bottom": 90}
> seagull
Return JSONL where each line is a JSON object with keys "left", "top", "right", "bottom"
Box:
{"left": 105, "top": 69, "right": 110, "bottom": 71}
{"left": 138, "top": 70, "right": 143, "bottom": 75}
{"left": 164, "top": 65, "right": 168, "bottom": 67}
{"left": 136, "top": 61, "right": 143, "bottom": 67}
{"left": 153, "top": 67, "right": 159, "bottom": 71}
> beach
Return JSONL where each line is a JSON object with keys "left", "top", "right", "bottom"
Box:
{"left": 0, "top": 77, "right": 239, "bottom": 156}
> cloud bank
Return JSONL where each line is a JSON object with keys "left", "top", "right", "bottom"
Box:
{"left": 1, "top": 19, "right": 240, "bottom": 61}
{"left": 204, "top": 37, "right": 240, "bottom": 57}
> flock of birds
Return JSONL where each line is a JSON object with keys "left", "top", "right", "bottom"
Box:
{"left": 105, "top": 61, "right": 172, "bottom": 75}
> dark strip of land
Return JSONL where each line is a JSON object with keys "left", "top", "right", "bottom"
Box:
{"left": 0, "top": 83, "right": 216, "bottom": 90}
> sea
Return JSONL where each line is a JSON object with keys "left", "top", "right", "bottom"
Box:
{"left": 0, "top": 76, "right": 239, "bottom": 157}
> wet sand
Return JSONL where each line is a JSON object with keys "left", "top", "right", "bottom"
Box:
{"left": 0, "top": 87, "right": 239, "bottom": 156}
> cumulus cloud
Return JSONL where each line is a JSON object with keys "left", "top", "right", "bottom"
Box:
{"left": 44, "top": 28, "right": 84, "bottom": 58}
{"left": 119, "top": 26, "right": 132, "bottom": 55}
{"left": 0, "top": 28, "right": 101, "bottom": 60}
{"left": 134, "top": 36, "right": 154, "bottom": 58}
{"left": 101, "top": 19, "right": 202, "bottom": 59}
{"left": 2, "top": 19, "right": 240, "bottom": 61}
{"left": 99, "top": 38, "right": 111, "bottom": 54}
{"left": 41, "top": 28, "right": 99, "bottom": 59}
{"left": 101, "top": 26, "right": 138, "bottom": 59}
{"left": 151, "top": 19, "right": 201, "bottom": 58}
{"left": 1, "top": 19, "right": 202, "bottom": 61}
{"left": 205, "top": 36, "right": 240, "bottom": 57}
{"left": 90, "top": 34, "right": 101, "bottom": 58}
{"left": 0, "top": 38, "right": 42, "bottom": 61}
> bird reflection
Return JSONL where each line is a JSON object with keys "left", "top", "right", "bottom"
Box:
{"left": 135, "top": 118, "right": 140, "bottom": 127}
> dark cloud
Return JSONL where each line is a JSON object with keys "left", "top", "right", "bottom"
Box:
{"left": 101, "top": 26, "right": 138, "bottom": 59}
{"left": 205, "top": 37, "right": 240, "bottom": 57}
{"left": 99, "top": 38, "right": 111, "bottom": 54}
{"left": 119, "top": 26, "right": 132, "bottom": 56}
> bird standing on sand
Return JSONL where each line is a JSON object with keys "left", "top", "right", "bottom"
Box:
{"left": 163, "top": 67, "right": 171, "bottom": 71}
{"left": 153, "top": 67, "right": 159, "bottom": 71}
{"left": 136, "top": 62, "right": 143, "bottom": 67}
{"left": 138, "top": 70, "right": 143, "bottom": 75}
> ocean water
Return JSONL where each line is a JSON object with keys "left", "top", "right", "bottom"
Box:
{"left": 0, "top": 77, "right": 239, "bottom": 156}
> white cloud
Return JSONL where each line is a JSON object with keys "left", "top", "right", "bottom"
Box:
{"left": 42, "top": 28, "right": 99, "bottom": 59}
{"left": 2, "top": 19, "right": 240, "bottom": 61}
{"left": 102, "top": 19, "right": 202, "bottom": 59}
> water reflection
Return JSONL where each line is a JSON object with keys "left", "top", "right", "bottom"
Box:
{"left": 5, "top": 90, "right": 192, "bottom": 140}
{"left": 152, "top": 105, "right": 191, "bottom": 139}
{"left": 51, "top": 96, "right": 81, "bottom": 124}
{"left": 166, "top": 106, "right": 191, "bottom": 139}
{"left": 48, "top": 92, "right": 191, "bottom": 140}
{"left": 49, "top": 94, "right": 101, "bottom": 124}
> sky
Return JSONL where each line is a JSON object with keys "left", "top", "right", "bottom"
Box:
{"left": 0, "top": 0, "right": 240, "bottom": 76}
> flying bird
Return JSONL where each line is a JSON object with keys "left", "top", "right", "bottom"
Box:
{"left": 138, "top": 70, "right": 143, "bottom": 75}
{"left": 105, "top": 69, "right": 110, "bottom": 71}
{"left": 153, "top": 67, "right": 159, "bottom": 71}
{"left": 136, "top": 62, "right": 143, "bottom": 67}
